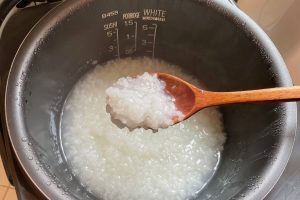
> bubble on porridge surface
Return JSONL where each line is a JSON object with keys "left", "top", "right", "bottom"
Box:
{"left": 61, "top": 57, "right": 226, "bottom": 200}
{"left": 105, "top": 72, "right": 184, "bottom": 129}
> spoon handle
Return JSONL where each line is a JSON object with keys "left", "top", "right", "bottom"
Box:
{"left": 200, "top": 86, "right": 300, "bottom": 107}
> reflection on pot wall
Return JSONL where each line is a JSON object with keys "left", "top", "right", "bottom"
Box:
{"left": 238, "top": 0, "right": 300, "bottom": 84}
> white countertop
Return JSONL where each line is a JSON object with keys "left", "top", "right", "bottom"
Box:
{"left": 238, "top": 0, "right": 300, "bottom": 84}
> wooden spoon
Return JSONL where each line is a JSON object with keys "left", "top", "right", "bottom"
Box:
{"left": 156, "top": 73, "right": 300, "bottom": 124}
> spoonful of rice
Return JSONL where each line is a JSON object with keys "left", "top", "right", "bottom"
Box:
{"left": 106, "top": 72, "right": 300, "bottom": 129}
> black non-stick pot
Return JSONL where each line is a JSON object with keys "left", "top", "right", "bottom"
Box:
{"left": 0, "top": 0, "right": 297, "bottom": 199}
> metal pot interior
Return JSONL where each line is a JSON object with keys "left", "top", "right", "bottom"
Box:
{"left": 5, "top": 0, "right": 297, "bottom": 199}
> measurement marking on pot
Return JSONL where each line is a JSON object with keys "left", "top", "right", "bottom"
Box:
{"left": 122, "top": 19, "right": 138, "bottom": 55}
{"left": 150, "top": 23, "right": 157, "bottom": 58}
{"left": 102, "top": 9, "right": 163, "bottom": 58}
{"left": 104, "top": 21, "right": 117, "bottom": 30}
{"left": 115, "top": 28, "right": 120, "bottom": 58}
{"left": 139, "top": 23, "right": 157, "bottom": 58}
{"left": 105, "top": 26, "right": 120, "bottom": 58}
{"left": 142, "top": 9, "right": 167, "bottom": 22}
{"left": 152, "top": 24, "right": 157, "bottom": 57}
{"left": 134, "top": 21, "right": 138, "bottom": 51}
{"left": 102, "top": 10, "right": 119, "bottom": 19}
{"left": 123, "top": 12, "right": 140, "bottom": 20}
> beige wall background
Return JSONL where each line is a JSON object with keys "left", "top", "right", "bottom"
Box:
{"left": 238, "top": 0, "right": 300, "bottom": 84}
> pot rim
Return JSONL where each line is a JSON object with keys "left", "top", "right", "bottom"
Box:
{"left": 4, "top": 0, "right": 297, "bottom": 199}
